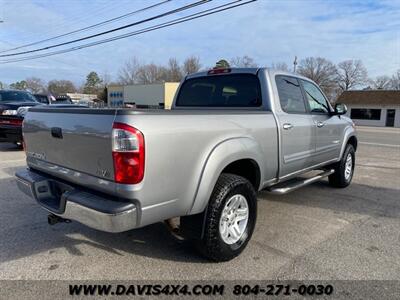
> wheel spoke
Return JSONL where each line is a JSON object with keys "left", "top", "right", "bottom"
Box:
{"left": 236, "top": 208, "right": 248, "bottom": 222}
{"left": 232, "top": 197, "right": 241, "bottom": 210}
{"left": 228, "top": 226, "right": 238, "bottom": 240}
{"left": 233, "top": 224, "right": 241, "bottom": 237}
{"left": 226, "top": 198, "right": 235, "bottom": 210}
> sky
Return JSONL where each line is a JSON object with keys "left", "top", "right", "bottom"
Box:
{"left": 0, "top": 0, "right": 399, "bottom": 86}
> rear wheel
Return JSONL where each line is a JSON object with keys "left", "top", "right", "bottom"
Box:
{"left": 329, "top": 144, "right": 355, "bottom": 188}
{"left": 183, "top": 173, "right": 257, "bottom": 262}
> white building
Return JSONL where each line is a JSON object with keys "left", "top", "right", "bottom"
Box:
{"left": 107, "top": 82, "right": 179, "bottom": 109}
{"left": 338, "top": 90, "right": 400, "bottom": 128}
{"left": 65, "top": 93, "right": 98, "bottom": 105}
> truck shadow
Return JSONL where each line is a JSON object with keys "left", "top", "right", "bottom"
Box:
{"left": 0, "top": 174, "right": 207, "bottom": 265}
{"left": 0, "top": 214, "right": 207, "bottom": 265}
{"left": 0, "top": 142, "right": 23, "bottom": 152}
{"left": 0, "top": 174, "right": 399, "bottom": 266}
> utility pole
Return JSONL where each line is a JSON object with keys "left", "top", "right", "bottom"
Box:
{"left": 293, "top": 56, "right": 298, "bottom": 73}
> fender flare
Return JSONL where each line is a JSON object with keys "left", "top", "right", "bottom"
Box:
{"left": 339, "top": 126, "right": 358, "bottom": 160}
{"left": 188, "top": 136, "right": 264, "bottom": 215}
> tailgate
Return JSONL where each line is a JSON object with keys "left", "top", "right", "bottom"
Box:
{"left": 23, "top": 108, "right": 117, "bottom": 181}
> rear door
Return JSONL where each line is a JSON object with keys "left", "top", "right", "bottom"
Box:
{"left": 274, "top": 75, "right": 316, "bottom": 178}
{"left": 300, "top": 79, "right": 342, "bottom": 163}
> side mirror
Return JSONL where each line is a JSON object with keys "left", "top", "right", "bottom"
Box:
{"left": 334, "top": 103, "right": 347, "bottom": 115}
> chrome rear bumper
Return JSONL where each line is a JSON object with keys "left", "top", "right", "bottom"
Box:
{"left": 16, "top": 169, "right": 138, "bottom": 233}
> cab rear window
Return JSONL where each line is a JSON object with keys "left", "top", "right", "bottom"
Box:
{"left": 175, "top": 74, "right": 262, "bottom": 107}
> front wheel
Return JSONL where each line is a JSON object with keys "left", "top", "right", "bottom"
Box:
{"left": 329, "top": 144, "right": 355, "bottom": 188}
{"left": 188, "top": 173, "right": 257, "bottom": 262}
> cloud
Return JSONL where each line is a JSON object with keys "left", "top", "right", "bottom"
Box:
{"left": 0, "top": 0, "right": 398, "bottom": 85}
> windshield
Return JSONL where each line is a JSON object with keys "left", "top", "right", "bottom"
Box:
{"left": 176, "top": 74, "right": 262, "bottom": 107}
{"left": 0, "top": 91, "right": 38, "bottom": 102}
{"left": 34, "top": 94, "right": 49, "bottom": 104}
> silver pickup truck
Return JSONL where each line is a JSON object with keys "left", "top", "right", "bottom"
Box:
{"left": 16, "top": 68, "right": 357, "bottom": 261}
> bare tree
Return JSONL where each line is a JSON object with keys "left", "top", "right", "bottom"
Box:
{"left": 297, "top": 57, "right": 337, "bottom": 98}
{"left": 136, "top": 64, "right": 168, "bottom": 84}
{"left": 271, "top": 62, "right": 289, "bottom": 72}
{"left": 230, "top": 55, "right": 257, "bottom": 68}
{"left": 182, "top": 56, "right": 201, "bottom": 75}
{"left": 25, "top": 77, "right": 46, "bottom": 93}
{"left": 389, "top": 69, "right": 400, "bottom": 90}
{"left": 336, "top": 60, "right": 368, "bottom": 91}
{"left": 118, "top": 57, "right": 141, "bottom": 84}
{"left": 101, "top": 71, "right": 111, "bottom": 86}
{"left": 370, "top": 75, "right": 391, "bottom": 89}
{"left": 166, "top": 58, "right": 183, "bottom": 82}
{"left": 47, "top": 80, "right": 76, "bottom": 96}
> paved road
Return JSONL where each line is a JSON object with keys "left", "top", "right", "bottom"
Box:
{"left": 0, "top": 126, "right": 399, "bottom": 280}
{"left": 356, "top": 126, "right": 400, "bottom": 148}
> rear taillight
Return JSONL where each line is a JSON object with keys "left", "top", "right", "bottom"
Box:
{"left": 208, "top": 68, "right": 231, "bottom": 75}
{"left": 112, "top": 122, "right": 145, "bottom": 184}
{"left": 0, "top": 119, "right": 23, "bottom": 126}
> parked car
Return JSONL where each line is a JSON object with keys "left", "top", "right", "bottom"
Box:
{"left": 0, "top": 90, "right": 41, "bottom": 146}
{"left": 54, "top": 94, "right": 74, "bottom": 104}
{"left": 33, "top": 93, "right": 56, "bottom": 104}
{"left": 34, "top": 93, "right": 77, "bottom": 105}
{"left": 16, "top": 68, "right": 357, "bottom": 261}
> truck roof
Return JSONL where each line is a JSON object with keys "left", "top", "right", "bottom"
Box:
{"left": 186, "top": 67, "right": 260, "bottom": 79}
{"left": 186, "top": 67, "right": 313, "bottom": 83}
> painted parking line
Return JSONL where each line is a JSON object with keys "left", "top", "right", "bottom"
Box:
{"left": 360, "top": 142, "right": 400, "bottom": 148}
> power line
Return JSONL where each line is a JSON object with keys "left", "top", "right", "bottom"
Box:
{"left": 0, "top": 0, "right": 171, "bottom": 54}
{"left": 0, "top": 0, "right": 256, "bottom": 64}
{"left": 0, "top": 0, "right": 210, "bottom": 57}
{"left": 0, "top": 40, "right": 94, "bottom": 71}
{"left": 1, "top": 0, "right": 250, "bottom": 64}
{"left": 0, "top": 1, "right": 121, "bottom": 49}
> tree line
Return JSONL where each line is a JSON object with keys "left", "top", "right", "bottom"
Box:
{"left": 1, "top": 55, "right": 399, "bottom": 102}
{"left": 1, "top": 71, "right": 106, "bottom": 99}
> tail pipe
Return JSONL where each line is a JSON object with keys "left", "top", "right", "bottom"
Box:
{"left": 48, "top": 214, "right": 71, "bottom": 225}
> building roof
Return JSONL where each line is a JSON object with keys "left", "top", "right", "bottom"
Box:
{"left": 337, "top": 90, "right": 400, "bottom": 105}
{"left": 107, "top": 82, "right": 179, "bottom": 88}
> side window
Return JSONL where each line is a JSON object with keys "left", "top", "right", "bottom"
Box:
{"left": 276, "top": 75, "right": 306, "bottom": 113}
{"left": 301, "top": 80, "right": 330, "bottom": 114}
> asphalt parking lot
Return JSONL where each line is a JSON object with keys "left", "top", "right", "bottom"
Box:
{"left": 0, "top": 126, "right": 399, "bottom": 280}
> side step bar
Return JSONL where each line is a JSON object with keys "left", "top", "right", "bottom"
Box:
{"left": 268, "top": 169, "right": 335, "bottom": 195}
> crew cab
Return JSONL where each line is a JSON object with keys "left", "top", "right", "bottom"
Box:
{"left": 16, "top": 68, "right": 357, "bottom": 261}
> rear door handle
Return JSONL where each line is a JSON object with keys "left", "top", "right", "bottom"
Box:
{"left": 283, "top": 123, "right": 293, "bottom": 130}
{"left": 316, "top": 122, "right": 325, "bottom": 128}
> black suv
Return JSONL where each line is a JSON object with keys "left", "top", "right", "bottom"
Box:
{"left": 0, "top": 90, "right": 41, "bottom": 146}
